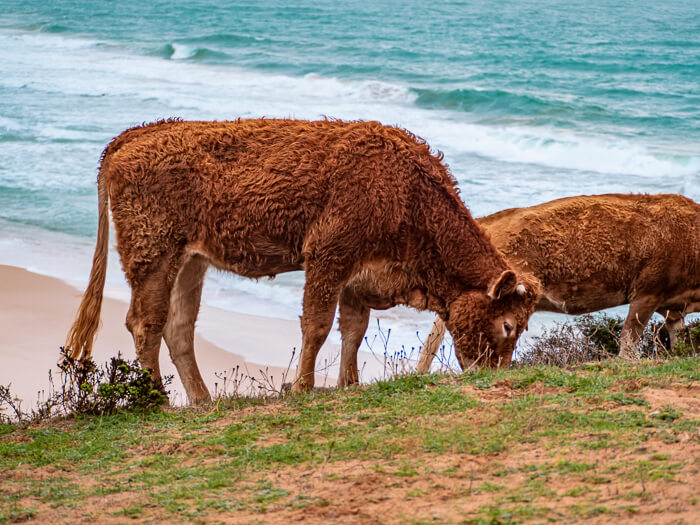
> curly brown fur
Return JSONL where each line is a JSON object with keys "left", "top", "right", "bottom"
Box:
{"left": 66, "top": 119, "right": 539, "bottom": 403}
{"left": 412, "top": 193, "right": 700, "bottom": 374}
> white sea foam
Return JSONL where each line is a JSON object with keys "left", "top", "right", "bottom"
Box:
{"left": 410, "top": 117, "right": 700, "bottom": 179}
{"left": 169, "top": 43, "right": 196, "bottom": 60}
{"left": 2, "top": 28, "right": 698, "bottom": 185}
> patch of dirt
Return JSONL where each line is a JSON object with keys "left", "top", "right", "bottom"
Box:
{"left": 273, "top": 455, "right": 499, "bottom": 524}
{"left": 460, "top": 383, "right": 515, "bottom": 401}
{"left": 616, "top": 378, "right": 647, "bottom": 393}
{"left": 460, "top": 379, "right": 570, "bottom": 404}
{"left": 642, "top": 385, "right": 700, "bottom": 414}
{"left": 523, "top": 380, "right": 570, "bottom": 396}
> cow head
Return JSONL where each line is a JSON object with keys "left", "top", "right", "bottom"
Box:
{"left": 443, "top": 270, "right": 540, "bottom": 369}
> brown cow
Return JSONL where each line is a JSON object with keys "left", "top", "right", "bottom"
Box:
{"left": 65, "top": 118, "right": 540, "bottom": 404}
{"left": 335, "top": 193, "right": 700, "bottom": 385}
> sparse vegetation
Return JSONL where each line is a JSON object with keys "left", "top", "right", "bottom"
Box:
{"left": 1, "top": 319, "right": 699, "bottom": 523}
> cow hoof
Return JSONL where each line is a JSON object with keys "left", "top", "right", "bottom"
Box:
{"left": 290, "top": 380, "right": 313, "bottom": 395}
{"left": 188, "top": 393, "right": 212, "bottom": 406}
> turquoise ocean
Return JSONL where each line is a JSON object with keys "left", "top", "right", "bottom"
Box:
{"left": 1, "top": 1, "right": 698, "bottom": 363}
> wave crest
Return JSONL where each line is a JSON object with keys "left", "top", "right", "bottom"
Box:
{"left": 414, "top": 86, "right": 562, "bottom": 116}
{"left": 160, "top": 43, "right": 231, "bottom": 62}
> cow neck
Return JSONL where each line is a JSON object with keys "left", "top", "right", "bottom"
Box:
{"left": 416, "top": 184, "right": 511, "bottom": 303}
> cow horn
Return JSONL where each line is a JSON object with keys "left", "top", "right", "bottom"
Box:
{"left": 516, "top": 284, "right": 527, "bottom": 296}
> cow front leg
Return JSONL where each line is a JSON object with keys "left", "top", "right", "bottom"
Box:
{"left": 619, "top": 297, "right": 657, "bottom": 359}
{"left": 293, "top": 259, "right": 354, "bottom": 393}
{"left": 337, "top": 286, "right": 370, "bottom": 387}
{"left": 293, "top": 286, "right": 340, "bottom": 393}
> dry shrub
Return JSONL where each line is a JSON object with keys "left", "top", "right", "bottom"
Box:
{"left": 519, "top": 314, "right": 700, "bottom": 368}
{"left": 0, "top": 347, "right": 171, "bottom": 424}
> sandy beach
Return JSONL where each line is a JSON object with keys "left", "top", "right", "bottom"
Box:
{"left": 0, "top": 264, "right": 347, "bottom": 407}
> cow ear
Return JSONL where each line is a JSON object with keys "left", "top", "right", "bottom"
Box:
{"left": 487, "top": 270, "right": 518, "bottom": 300}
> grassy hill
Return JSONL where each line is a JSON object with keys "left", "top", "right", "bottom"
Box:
{"left": 2, "top": 358, "right": 699, "bottom": 524}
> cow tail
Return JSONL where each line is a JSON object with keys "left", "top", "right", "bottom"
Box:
{"left": 64, "top": 161, "right": 110, "bottom": 362}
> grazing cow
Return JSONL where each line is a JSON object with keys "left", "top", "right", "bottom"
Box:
{"left": 66, "top": 119, "right": 540, "bottom": 404}
{"left": 336, "top": 193, "right": 699, "bottom": 383}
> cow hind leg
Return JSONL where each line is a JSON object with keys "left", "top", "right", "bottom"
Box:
{"left": 163, "top": 254, "right": 211, "bottom": 405}
{"left": 293, "top": 270, "right": 346, "bottom": 393}
{"left": 125, "top": 253, "right": 182, "bottom": 397}
{"left": 663, "top": 310, "right": 691, "bottom": 351}
{"left": 619, "top": 297, "right": 657, "bottom": 359}
{"left": 337, "top": 287, "right": 370, "bottom": 388}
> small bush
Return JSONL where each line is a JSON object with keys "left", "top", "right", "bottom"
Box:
{"left": 579, "top": 315, "right": 624, "bottom": 355}
{"left": 518, "top": 316, "right": 612, "bottom": 368}
{"left": 671, "top": 321, "right": 700, "bottom": 356}
{"left": 0, "top": 348, "right": 171, "bottom": 424}
{"left": 520, "top": 315, "right": 699, "bottom": 367}
{"left": 59, "top": 350, "right": 171, "bottom": 415}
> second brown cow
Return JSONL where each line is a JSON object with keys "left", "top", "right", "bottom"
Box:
{"left": 338, "top": 193, "right": 700, "bottom": 384}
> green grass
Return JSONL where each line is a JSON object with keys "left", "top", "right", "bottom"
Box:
{"left": 1, "top": 357, "right": 699, "bottom": 523}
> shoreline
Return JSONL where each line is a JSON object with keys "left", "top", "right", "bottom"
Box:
{"left": 0, "top": 264, "right": 345, "bottom": 406}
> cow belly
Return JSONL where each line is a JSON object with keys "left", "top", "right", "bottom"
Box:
{"left": 187, "top": 243, "right": 304, "bottom": 279}
{"left": 538, "top": 283, "right": 627, "bottom": 315}
{"left": 659, "top": 286, "right": 700, "bottom": 315}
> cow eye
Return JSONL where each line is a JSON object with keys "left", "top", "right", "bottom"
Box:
{"left": 502, "top": 320, "right": 515, "bottom": 338}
